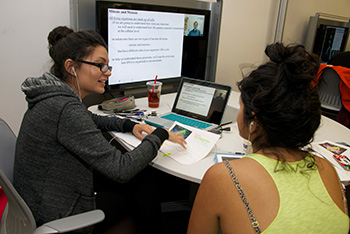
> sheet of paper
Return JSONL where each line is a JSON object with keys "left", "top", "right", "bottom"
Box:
{"left": 310, "top": 141, "right": 350, "bottom": 182}
{"left": 110, "top": 131, "right": 141, "bottom": 148}
{"left": 110, "top": 121, "right": 220, "bottom": 165}
{"left": 160, "top": 122, "right": 220, "bottom": 165}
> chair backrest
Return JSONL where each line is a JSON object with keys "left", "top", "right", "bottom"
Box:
{"left": 317, "top": 68, "right": 342, "bottom": 111}
{"left": 238, "top": 63, "right": 258, "bottom": 79}
{"left": 0, "top": 118, "right": 16, "bottom": 183}
{"left": 0, "top": 170, "right": 37, "bottom": 234}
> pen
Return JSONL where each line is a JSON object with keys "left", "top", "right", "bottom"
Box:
{"left": 125, "top": 116, "right": 143, "bottom": 122}
{"left": 111, "top": 113, "right": 143, "bottom": 121}
{"left": 217, "top": 121, "right": 233, "bottom": 128}
{"left": 116, "top": 110, "right": 146, "bottom": 116}
{"left": 119, "top": 97, "right": 129, "bottom": 102}
{"left": 121, "top": 109, "right": 139, "bottom": 113}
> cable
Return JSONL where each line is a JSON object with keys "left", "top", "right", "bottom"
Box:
{"left": 72, "top": 67, "right": 82, "bottom": 101}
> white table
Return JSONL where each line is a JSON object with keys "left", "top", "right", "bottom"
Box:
{"left": 89, "top": 91, "right": 350, "bottom": 184}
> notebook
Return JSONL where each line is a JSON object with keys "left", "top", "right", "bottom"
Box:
{"left": 144, "top": 77, "right": 232, "bottom": 130}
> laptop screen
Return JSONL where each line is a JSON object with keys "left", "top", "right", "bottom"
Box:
{"left": 172, "top": 77, "right": 232, "bottom": 124}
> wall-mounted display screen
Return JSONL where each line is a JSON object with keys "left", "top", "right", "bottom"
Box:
{"left": 96, "top": 1, "right": 211, "bottom": 88}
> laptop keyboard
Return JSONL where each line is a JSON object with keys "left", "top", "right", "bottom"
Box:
{"left": 161, "top": 113, "right": 213, "bottom": 129}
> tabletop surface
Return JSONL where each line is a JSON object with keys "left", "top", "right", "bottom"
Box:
{"left": 89, "top": 91, "right": 350, "bottom": 184}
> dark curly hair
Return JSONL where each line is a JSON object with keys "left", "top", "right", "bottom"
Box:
{"left": 47, "top": 26, "right": 107, "bottom": 81}
{"left": 237, "top": 43, "right": 321, "bottom": 151}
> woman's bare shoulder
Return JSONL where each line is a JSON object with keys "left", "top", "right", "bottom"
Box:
{"left": 203, "top": 157, "right": 267, "bottom": 188}
{"left": 314, "top": 155, "right": 339, "bottom": 176}
{"left": 201, "top": 162, "right": 229, "bottom": 186}
{"left": 205, "top": 158, "right": 258, "bottom": 177}
{"left": 313, "top": 155, "right": 346, "bottom": 212}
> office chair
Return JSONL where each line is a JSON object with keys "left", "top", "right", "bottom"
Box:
{"left": 0, "top": 118, "right": 105, "bottom": 234}
{"left": 0, "top": 170, "right": 105, "bottom": 234}
{"left": 328, "top": 51, "right": 350, "bottom": 69}
{"left": 238, "top": 63, "right": 258, "bottom": 79}
{"left": 0, "top": 118, "right": 16, "bottom": 183}
{"left": 317, "top": 67, "right": 342, "bottom": 112}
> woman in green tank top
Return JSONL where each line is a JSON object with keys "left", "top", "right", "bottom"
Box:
{"left": 187, "top": 43, "right": 349, "bottom": 234}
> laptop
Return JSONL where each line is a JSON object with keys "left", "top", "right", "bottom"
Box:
{"left": 144, "top": 77, "right": 232, "bottom": 130}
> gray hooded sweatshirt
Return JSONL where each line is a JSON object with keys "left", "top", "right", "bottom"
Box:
{"left": 13, "top": 72, "right": 168, "bottom": 228}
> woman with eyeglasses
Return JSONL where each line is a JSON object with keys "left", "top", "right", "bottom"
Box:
{"left": 14, "top": 26, "right": 186, "bottom": 234}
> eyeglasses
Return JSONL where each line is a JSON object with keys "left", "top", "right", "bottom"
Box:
{"left": 77, "top": 60, "right": 112, "bottom": 73}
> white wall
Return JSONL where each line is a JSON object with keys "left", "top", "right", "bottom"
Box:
{"left": 1, "top": 0, "right": 349, "bottom": 135}
{"left": 216, "top": 0, "right": 279, "bottom": 91}
{"left": 283, "top": 0, "right": 350, "bottom": 49}
{"left": 216, "top": 0, "right": 350, "bottom": 91}
{"left": 0, "top": 0, "right": 70, "bottom": 134}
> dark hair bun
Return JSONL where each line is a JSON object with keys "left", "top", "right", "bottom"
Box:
{"left": 265, "top": 43, "right": 320, "bottom": 85}
{"left": 238, "top": 43, "right": 321, "bottom": 150}
{"left": 265, "top": 43, "right": 287, "bottom": 64}
{"left": 47, "top": 26, "right": 74, "bottom": 48}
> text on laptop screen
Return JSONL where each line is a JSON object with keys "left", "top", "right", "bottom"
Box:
{"left": 176, "top": 82, "right": 215, "bottom": 116}
{"left": 172, "top": 78, "right": 232, "bottom": 124}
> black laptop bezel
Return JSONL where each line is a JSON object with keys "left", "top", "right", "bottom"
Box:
{"left": 171, "top": 77, "right": 232, "bottom": 125}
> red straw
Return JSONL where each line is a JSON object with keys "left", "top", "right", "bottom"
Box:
{"left": 152, "top": 75, "right": 158, "bottom": 93}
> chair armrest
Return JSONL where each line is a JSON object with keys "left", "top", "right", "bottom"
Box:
{"left": 32, "top": 210, "right": 105, "bottom": 234}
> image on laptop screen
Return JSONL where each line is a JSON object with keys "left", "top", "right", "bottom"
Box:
{"left": 172, "top": 78, "right": 232, "bottom": 125}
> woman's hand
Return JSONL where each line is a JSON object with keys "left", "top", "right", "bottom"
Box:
{"left": 132, "top": 124, "right": 187, "bottom": 149}
{"left": 132, "top": 124, "right": 154, "bottom": 140}
{"left": 166, "top": 130, "right": 187, "bottom": 149}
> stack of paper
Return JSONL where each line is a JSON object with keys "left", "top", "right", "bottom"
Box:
{"left": 110, "top": 121, "right": 220, "bottom": 165}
